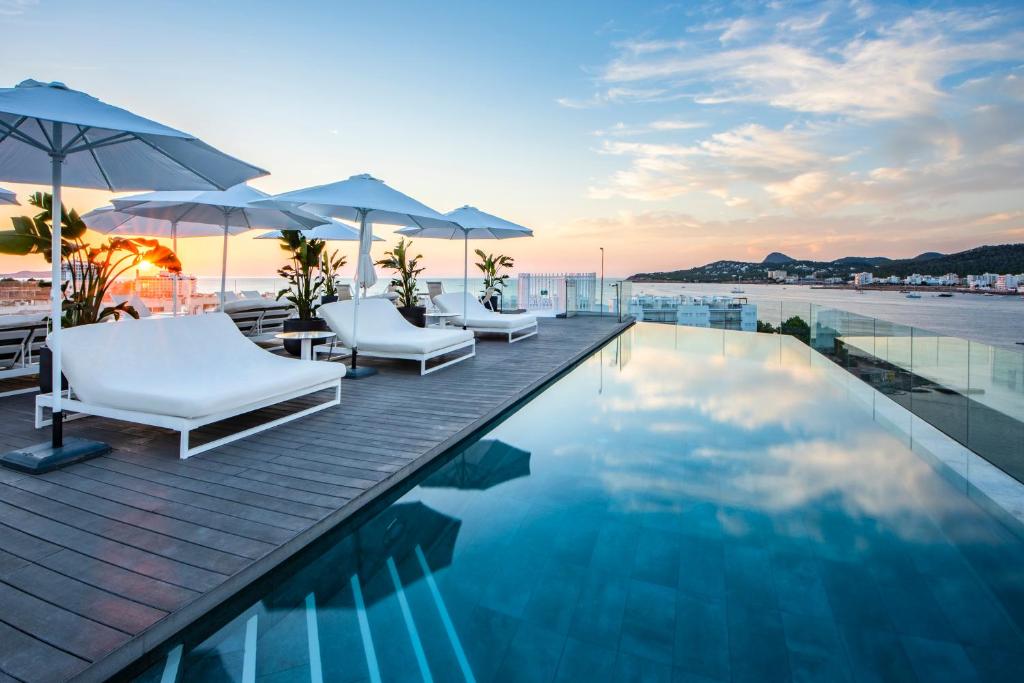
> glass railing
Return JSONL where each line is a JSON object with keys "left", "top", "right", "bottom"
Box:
{"left": 752, "top": 301, "right": 1024, "bottom": 484}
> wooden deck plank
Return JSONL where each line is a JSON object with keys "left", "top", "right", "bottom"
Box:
{"left": 0, "top": 315, "right": 629, "bottom": 682}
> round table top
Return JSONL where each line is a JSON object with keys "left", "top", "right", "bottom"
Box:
{"left": 274, "top": 330, "right": 337, "bottom": 340}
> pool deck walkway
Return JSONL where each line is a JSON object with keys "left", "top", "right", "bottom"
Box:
{"left": 0, "top": 315, "right": 630, "bottom": 683}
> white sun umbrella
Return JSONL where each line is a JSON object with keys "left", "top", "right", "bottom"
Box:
{"left": 398, "top": 205, "right": 532, "bottom": 327}
{"left": 0, "top": 78, "right": 266, "bottom": 460}
{"left": 112, "top": 184, "right": 328, "bottom": 309}
{"left": 0, "top": 186, "right": 17, "bottom": 205}
{"left": 254, "top": 173, "right": 458, "bottom": 377}
{"left": 82, "top": 205, "right": 232, "bottom": 315}
{"left": 256, "top": 218, "right": 375, "bottom": 241}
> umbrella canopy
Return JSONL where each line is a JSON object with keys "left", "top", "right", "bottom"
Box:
{"left": 112, "top": 184, "right": 328, "bottom": 308}
{"left": 255, "top": 174, "right": 458, "bottom": 375}
{"left": 398, "top": 205, "right": 532, "bottom": 325}
{"left": 256, "top": 218, "right": 373, "bottom": 241}
{"left": 0, "top": 78, "right": 266, "bottom": 452}
{"left": 422, "top": 439, "right": 531, "bottom": 490}
{"left": 0, "top": 80, "right": 265, "bottom": 191}
{"left": 0, "top": 186, "right": 17, "bottom": 205}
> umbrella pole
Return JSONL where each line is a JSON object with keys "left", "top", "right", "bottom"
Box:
{"left": 49, "top": 132, "right": 64, "bottom": 448}
{"left": 345, "top": 210, "right": 376, "bottom": 379}
{"left": 462, "top": 231, "right": 468, "bottom": 330}
{"left": 219, "top": 219, "right": 229, "bottom": 311}
{"left": 172, "top": 223, "right": 179, "bottom": 316}
{"left": 0, "top": 122, "right": 110, "bottom": 471}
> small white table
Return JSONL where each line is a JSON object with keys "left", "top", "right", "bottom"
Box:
{"left": 275, "top": 330, "right": 337, "bottom": 360}
{"left": 424, "top": 312, "right": 459, "bottom": 329}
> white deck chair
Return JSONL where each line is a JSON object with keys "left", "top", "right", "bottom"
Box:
{"left": 426, "top": 281, "right": 445, "bottom": 302}
{"left": 112, "top": 293, "right": 152, "bottom": 318}
{"left": 240, "top": 290, "right": 263, "bottom": 299}
{"left": 338, "top": 284, "right": 353, "bottom": 301}
{"left": 434, "top": 292, "right": 538, "bottom": 343}
{"left": 0, "top": 314, "right": 47, "bottom": 397}
{"left": 319, "top": 299, "right": 475, "bottom": 375}
{"left": 34, "top": 313, "right": 344, "bottom": 459}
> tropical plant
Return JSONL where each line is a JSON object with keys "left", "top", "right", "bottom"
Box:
{"left": 276, "top": 230, "right": 327, "bottom": 320}
{"left": 0, "top": 192, "right": 180, "bottom": 327}
{"left": 376, "top": 237, "right": 424, "bottom": 308}
{"left": 474, "top": 249, "right": 514, "bottom": 301}
{"left": 320, "top": 249, "right": 347, "bottom": 298}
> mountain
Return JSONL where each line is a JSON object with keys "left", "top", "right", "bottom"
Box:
{"left": 762, "top": 252, "right": 795, "bottom": 264}
{"left": 629, "top": 244, "right": 1024, "bottom": 282}
{"left": 833, "top": 256, "right": 892, "bottom": 266}
{"left": 0, "top": 270, "right": 51, "bottom": 279}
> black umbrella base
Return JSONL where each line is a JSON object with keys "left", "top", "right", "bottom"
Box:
{"left": 0, "top": 437, "right": 110, "bottom": 474}
{"left": 343, "top": 366, "right": 378, "bottom": 379}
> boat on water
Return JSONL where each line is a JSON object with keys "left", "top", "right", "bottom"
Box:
{"left": 730, "top": 287, "right": 745, "bottom": 294}
{"left": 937, "top": 293, "right": 954, "bottom": 298}
{"left": 906, "top": 293, "right": 922, "bottom": 299}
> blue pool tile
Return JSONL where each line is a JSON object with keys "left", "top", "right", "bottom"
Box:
{"left": 522, "top": 562, "right": 587, "bottom": 634}
{"left": 963, "top": 644, "right": 1024, "bottom": 683}
{"left": 901, "top": 636, "right": 979, "bottom": 683}
{"left": 553, "top": 638, "right": 616, "bottom": 683}
{"left": 619, "top": 580, "right": 677, "bottom": 665}
{"left": 927, "top": 573, "right": 1024, "bottom": 651}
{"left": 724, "top": 543, "right": 779, "bottom": 612}
{"left": 677, "top": 535, "right": 725, "bottom": 600}
{"left": 673, "top": 594, "right": 729, "bottom": 681}
{"left": 632, "top": 528, "right": 681, "bottom": 588}
{"left": 873, "top": 574, "right": 957, "bottom": 641}
{"left": 781, "top": 612, "right": 851, "bottom": 683}
{"left": 726, "top": 605, "right": 790, "bottom": 683}
{"left": 492, "top": 622, "right": 567, "bottom": 683}
{"left": 819, "top": 560, "right": 893, "bottom": 630}
{"left": 453, "top": 605, "right": 521, "bottom": 683}
{"left": 612, "top": 651, "right": 674, "bottom": 683}
{"left": 477, "top": 553, "right": 539, "bottom": 618}
{"left": 770, "top": 551, "right": 832, "bottom": 619}
{"left": 591, "top": 522, "right": 641, "bottom": 576}
{"left": 569, "top": 571, "right": 629, "bottom": 648}
{"left": 840, "top": 626, "right": 919, "bottom": 683}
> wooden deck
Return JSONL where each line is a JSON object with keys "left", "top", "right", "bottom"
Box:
{"left": 0, "top": 315, "right": 630, "bottom": 683}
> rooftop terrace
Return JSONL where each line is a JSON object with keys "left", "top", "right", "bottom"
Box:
{"left": 0, "top": 315, "right": 630, "bottom": 683}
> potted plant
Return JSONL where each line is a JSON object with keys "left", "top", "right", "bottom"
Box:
{"left": 319, "top": 249, "right": 347, "bottom": 304}
{"left": 276, "top": 230, "right": 328, "bottom": 356}
{"left": 0, "top": 192, "right": 181, "bottom": 392}
{"left": 376, "top": 238, "right": 426, "bottom": 327}
{"left": 475, "top": 249, "right": 514, "bottom": 311}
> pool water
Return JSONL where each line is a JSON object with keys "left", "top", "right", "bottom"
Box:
{"left": 138, "top": 324, "right": 1024, "bottom": 682}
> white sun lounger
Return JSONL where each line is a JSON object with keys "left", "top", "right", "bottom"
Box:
{"left": 319, "top": 299, "right": 475, "bottom": 375}
{"left": 0, "top": 314, "right": 47, "bottom": 397}
{"left": 434, "top": 293, "right": 538, "bottom": 343}
{"left": 34, "top": 313, "right": 344, "bottom": 459}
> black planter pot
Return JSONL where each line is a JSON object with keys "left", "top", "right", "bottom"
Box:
{"left": 38, "top": 347, "right": 68, "bottom": 394}
{"left": 482, "top": 295, "right": 500, "bottom": 312}
{"left": 397, "top": 305, "right": 426, "bottom": 328}
{"left": 283, "top": 317, "right": 329, "bottom": 357}
{"left": 321, "top": 295, "right": 338, "bottom": 305}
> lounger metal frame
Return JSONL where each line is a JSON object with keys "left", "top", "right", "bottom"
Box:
{"left": 34, "top": 379, "right": 342, "bottom": 460}
{"left": 0, "top": 321, "right": 47, "bottom": 398}
{"left": 319, "top": 338, "right": 476, "bottom": 375}
{"left": 466, "top": 320, "right": 538, "bottom": 344}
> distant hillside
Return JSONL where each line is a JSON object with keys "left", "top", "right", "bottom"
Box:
{"left": 762, "top": 252, "right": 795, "bottom": 264}
{"left": 630, "top": 244, "right": 1024, "bottom": 282}
{"left": 0, "top": 270, "right": 50, "bottom": 279}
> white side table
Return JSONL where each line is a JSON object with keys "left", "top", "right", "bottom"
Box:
{"left": 424, "top": 312, "right": 459, "bottom": 329}
{"left": 275, "top": 330, "right": 337, "bottom": 360}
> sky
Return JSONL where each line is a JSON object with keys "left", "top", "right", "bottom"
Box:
{"left": 1, "top": 0, "right": 1022, "bottom": 279}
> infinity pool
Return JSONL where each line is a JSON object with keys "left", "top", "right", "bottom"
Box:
{"left": 138, "top": 324, "right": 1024, "bottom": 682}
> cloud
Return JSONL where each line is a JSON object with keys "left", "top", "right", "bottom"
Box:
{"left": 592, "top": 118, "right": 706, "bottom": 137}
{"left": 0, "top": 0, "right": 37, "bottom": 16}
{"left": 594, "top": 8, "right": 1024, "bottom": 120}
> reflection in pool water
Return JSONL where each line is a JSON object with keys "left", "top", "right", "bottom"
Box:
{"left": 138, "top": 323, "right": 1024, "bottom": 683}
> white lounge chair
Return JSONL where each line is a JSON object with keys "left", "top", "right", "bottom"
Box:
{"left": 240, "top": 290, "right": 263, "bottom": 299}
{"left": 426, "top": 281, "right": 444, "bottom": 302}
{"left": 434, "top": 292, "right": 538, "bottom": 343}
{"left": 0, "top": 314, "right": 47, "bottom": 397}
{"left": 34, "top": 313, "right": 344, "bottom": 459}
{"left": 319, "top": 299, "right": 475, "bottom": 375}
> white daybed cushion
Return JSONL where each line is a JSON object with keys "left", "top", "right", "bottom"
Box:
{"left": 222, "top": 299, "right": 291, "bottom": 313}
{"left": 434, "top": 293, "right": 537, "bottom": 330}
{"left": 54, "top": 313, "right": 345, "bottom": 419}
{"left": 320, "top": 299, "right": 473, "bottom": 355}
